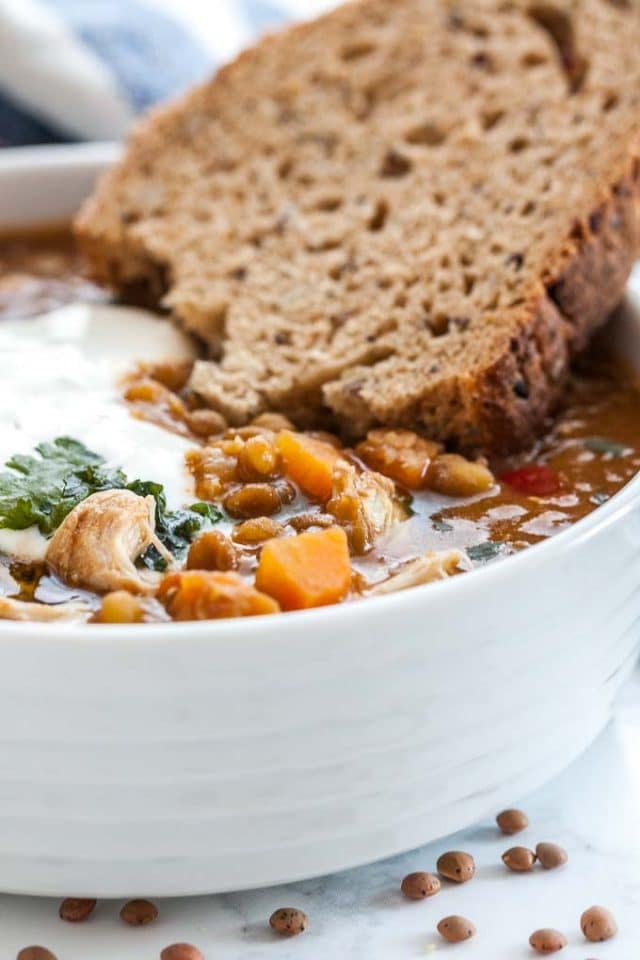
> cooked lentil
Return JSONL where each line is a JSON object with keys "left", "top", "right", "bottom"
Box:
{"left": 186, "top": 530, "right": 239, "bottom": 571}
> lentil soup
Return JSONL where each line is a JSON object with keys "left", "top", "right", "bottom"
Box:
{"left": 1, "top": 229, "right": 639, "bottom": 624}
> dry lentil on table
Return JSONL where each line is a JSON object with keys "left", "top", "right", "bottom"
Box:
{"left": 160, "top": 945, "right": 205, "bottom": 960}
{"left": 496, "top": 808, "right": 529, "bottom": 835}
{"left": 436, "top": 851, "right": 476, "bottom": 883}
{"left": 400, "top": 871, "right": 441, "bottom": 900}
{"left": 437, "top": 915, "right": 477, "bottom": 943}
{"left": 59, "top": 897, "right": 96, "bottom": 922}
{"left": 16, "top": 950, "right": 58, "bottom": 960}
{"left": 536, "top": 842, "right": 568, "bottom": 869}
{"left": 580, "top": 905, "right": 618, "bottom": 942}
{"left": 529, "top": 928, "right": 569, "bottom": 954}
{"left": 269, "top": 907, "right": 309, "bottom": 937}
{"left": 119, "top": 898, "right": 159, "bottom": 926}
{"left": 502, "top": 846, "right": 537, "bottom": 872}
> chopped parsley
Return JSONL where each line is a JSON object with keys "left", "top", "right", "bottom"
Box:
{"left": 129, "top": 480, "right": 222, "bottom": 570}
{"left": 0, "top": 437, "right": 126, "bottom": 535}
{"left": 0, "top": 437, "right": 221, "bottom": 567}
{"left": 583, "top": 437, "right": 629, "bottom": 458}
{"left": 467, "top": 541, "right": 509, "bottom": 564}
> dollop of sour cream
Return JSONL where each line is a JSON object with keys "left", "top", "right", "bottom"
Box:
{"left": 0, "top": 303, "right": 198, "bottom": 562}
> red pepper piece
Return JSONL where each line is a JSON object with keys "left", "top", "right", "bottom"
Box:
{"left": 500, "top": 464, "right": 563, "bottom": 496}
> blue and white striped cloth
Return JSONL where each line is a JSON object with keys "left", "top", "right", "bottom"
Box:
{"left": 0, "top": 0, "right": 332, "bottom": 148}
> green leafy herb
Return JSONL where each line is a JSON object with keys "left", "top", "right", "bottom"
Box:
{"left": 584, "top": 437, "right": 629, "bottom": 458}
{"left": 189, "top": 501, "right": 224, "bottom": 523}
{"left": 0, "top": 438, "right": 221, "bottom": 565}
{"left": 129, "top": 480, "right": 223, "bottom": 570}
{"left": 0, "top": 437, "right": 126, "bottom": 534}
{"left": 467, "top": 541, "right": 508, "bottom": 564}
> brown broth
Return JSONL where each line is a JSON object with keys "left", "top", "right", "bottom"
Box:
{"left": 399, "top": 363, "right": 640, "bottom": 567}
{"left": 0, "top": 226, "right": 106, "bottom": 320}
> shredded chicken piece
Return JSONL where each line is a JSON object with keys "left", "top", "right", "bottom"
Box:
{"left": 0, "top": 596, "right": 89, "bottom": 622}
{"left": 327, "top": 461, "right": 405, "bottom": 553}
{"left": 46, "top": 489, "right": 172, "bottom": 594}
{"left": 368, "top": 549, "right": 465, "bottom": 595}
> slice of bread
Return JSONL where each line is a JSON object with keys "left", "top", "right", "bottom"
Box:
{"left": 76, "top": 0, "right": 640, "bottom": 452}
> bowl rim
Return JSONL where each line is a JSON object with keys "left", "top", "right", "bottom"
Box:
{"left": 0, "top": 141, "right": 122, "bottom": 171}
{"left": 0, "top": 142, "right": 639, "bottom": 644}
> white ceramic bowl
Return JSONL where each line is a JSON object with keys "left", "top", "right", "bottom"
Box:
{"left": 0, "top": 144, "right": 639, "bottom": 897}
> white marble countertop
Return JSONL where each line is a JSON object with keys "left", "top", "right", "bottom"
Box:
{"left": 2, "top": 666, "right": 639, "bottom": 959}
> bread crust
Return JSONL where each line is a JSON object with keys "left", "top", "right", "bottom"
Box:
{"left": 323, "top": 166, "right": 640, "bottom": 451}
{"left": 75, "top": 0, "right": 640, "bottom": 453}
{"left": 436, "top": 168, "right": 640, "bottom": 452}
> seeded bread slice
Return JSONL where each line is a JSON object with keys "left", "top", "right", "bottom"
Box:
{"left": 76, "top": 0, "right": 640, "bottom": 452}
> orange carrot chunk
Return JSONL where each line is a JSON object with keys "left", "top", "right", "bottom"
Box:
{"left": 158, "top": 570, "right": 280, "bottom": 620}
{"left": 276, "top": 431, "right": 341, "bottom": 501}
{"left": 255, "top": 527, "right": 351, "bottom": 610}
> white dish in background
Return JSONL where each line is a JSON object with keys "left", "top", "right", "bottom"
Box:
{"left": 0, "top": 144, "right": 638, "bottom": 897}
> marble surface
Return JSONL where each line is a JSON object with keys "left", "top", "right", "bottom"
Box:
{"left": 2, "top": 667, "right": 639, "bottom": 959}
